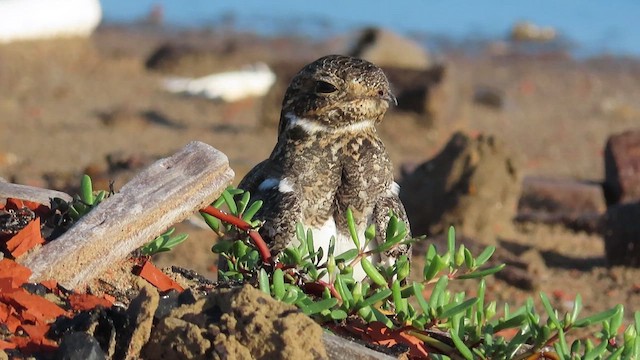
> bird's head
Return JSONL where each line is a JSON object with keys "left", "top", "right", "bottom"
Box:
{"left": 279, "top": 55, "right": 396, "bottom": 135}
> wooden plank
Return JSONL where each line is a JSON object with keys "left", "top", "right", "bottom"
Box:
{"left": 323, "top": 333, "right": 397, "bottom": 360}
{"left": 0, "top": 182, "right": 73, "bottom": 204}
{"left": 20, "top": 141, "right": 234, "bottom": 289}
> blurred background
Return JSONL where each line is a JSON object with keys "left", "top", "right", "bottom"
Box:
{"left": 101, "top": 0, "right": 640, "bottom": 57}
{"left": 1, "top": 0, "right": 639, "bottom": 324}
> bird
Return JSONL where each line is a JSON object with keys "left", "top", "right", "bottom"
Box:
{"left": 238, "top": 54, "right": 411, "bottom": 281}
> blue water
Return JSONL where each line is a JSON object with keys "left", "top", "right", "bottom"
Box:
{"left": 100, "top": 0, "right": 640, "bottom": 57}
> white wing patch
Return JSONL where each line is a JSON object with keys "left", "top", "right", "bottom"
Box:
{"left": 389, "top": 181, "right": 400, "bottom": 196}
{"left": 258, "top": 177, "right": 295, "bottom": 194}
{"left": 278, "top": 177, "right": 295, "bottom": 193}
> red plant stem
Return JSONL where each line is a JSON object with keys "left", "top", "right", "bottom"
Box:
{"left": 200, "top": 205, "right": 273, "bottom": 264}
{"left": 316, "top": 280, "right": 342, "bottom": 301}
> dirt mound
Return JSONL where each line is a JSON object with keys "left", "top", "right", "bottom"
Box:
{"left": 142, "top": 284, "right": 327, "bottom": 360}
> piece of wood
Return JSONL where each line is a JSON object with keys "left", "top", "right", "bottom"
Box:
{"left": 323, "top": 333, "right": 397, "bottom": 360}
{"left": 0, "top": 182, "right": 72, "bottom": 204}
{"left": 20, "top": 141, "right": 234, "bottom": 289}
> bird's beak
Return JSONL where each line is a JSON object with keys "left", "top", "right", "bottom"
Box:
{"left": 384, "top": 91, "right": 398, "bottom": 106}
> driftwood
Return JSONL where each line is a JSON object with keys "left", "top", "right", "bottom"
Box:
{"left": 0, "top": 182, "right": 73, "bottom": 204}
{"left": 20, "top": 141, "right": 234, "bottom": 289}
{"left": 323, "top": 333, "right": 397, "bottom": 360}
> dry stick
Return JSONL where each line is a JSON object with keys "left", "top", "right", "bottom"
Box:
{"left": 0, "top": 182, "right": 72, "bottom": 204}
{"left": 20, "top": 141, "right": 234, "bottom": 289}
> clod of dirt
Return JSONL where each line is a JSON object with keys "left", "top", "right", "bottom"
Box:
{"left": 121, "top": 279, "right": 159, "bottom": 359}
{"left": 142, "top": 284, "right": 327, "bottom": 360}
{"left": 400, "top": 131, "right": 521, "bottom": 243}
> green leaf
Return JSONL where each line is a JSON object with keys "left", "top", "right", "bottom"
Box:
{"left": 334, "top": 248, "right": 359, "bottom": 262}
{"left": 575, "top": 306, "right": 620, "bottom": 327}
{"left": 273, "top": 268, "right": 285, "bottom": 300}
{"left": 296, "top": 223, "right": 306, "bottom": 243}
{"left": 570, "top": 294, "right": 582, "bottom": 324}
{"left": 201, "top": 212, "right": 221, "bottom": 232}
{"left": 457, "top": 264, "right": 505, "bottom": 279}
{"left": 447, "top": 226, "right": 456, "bottom": 258}
{"left": 258, "top": 269, "right": 270, "bottom": 294}
{"left": 455, "top": 244, "right": 465, "bottom": 267}
{"left": 241, "top": 200, "right": 263, "bottom": 221}
{"left": 609, "top": 304, "right": 624, "bottom": 337}
{"left": 364, "top": 224, "right": 376, "bottom": 241}
{"left": 385, "top": 214, "right": 399, "bottom": 241}
{"left": 346, "top": 207, "right": 360, "bottom": 250}
{"left": 396, "top": 255, "right": 410, "bottom": 282}
{"left": 423, "top": 254, "right": 446, "bottom": 281}
{"left": 80, "top": 174, "right": 94, "bottom": 205}
{"left": 237, "top": 191, "right": 251, "bottom": 215}
{"left": 330, "top": 309, "right": 348, "bottom": 320}
{"left": 391, "top": 280, "right": 407, "bottom": 317}
{"left": 474, "top": 246, "right": 496, "bottom": 267}
{"left": 370, "top": 307, "right": 394, "bottom": 328}
{"left": 412, "top": 283, "right": 431, "bottom": 315}
{"left": 335, "top": 275, "right": 352, "bottom": 309}
{"left": 361, "top": 257, "right": 387, "bottom": 287}
{"left": 429, "top": 276, "right": 448, "bottom": 310}
{"left": 540, "top": 292, "right": 561, "bottom": 329}
{"left": 211, "top": 240, "right": 233, "bottom": 254}
{"left": 492, "top": 314, "right": 527, "bottom": 333}
{"left": 450, "top": 327, "right": 473, "bottom": 360}
{"left": 361, "top": 288, "right": 393, "bottom": 308}
{"left": 301, "top": 298, "right": 338, "bottom": 316}
{"left": 221, "top": 190, "right": 238, "bottom": 215}
{"left": 93, "top": 190, "right": 107, "bottom": 204}
{"left": 439, "top": 298, "right": 478, "bottom": 320}
{"left": 555, "top": 327, "right": 569, "bottom": 357}
{"left": 463, "top": 248, "right": 474, "bottom": 269}
{"left": 374, "top": 228, "right": 407, "bottom": 254}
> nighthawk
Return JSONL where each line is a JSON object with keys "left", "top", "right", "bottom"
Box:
{"left": 239, "top": 54, "right": 411, "bottom": 280}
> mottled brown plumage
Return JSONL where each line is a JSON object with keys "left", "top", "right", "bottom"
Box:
{"left": 239, "top": 55, "right": 411, "bottom": 279}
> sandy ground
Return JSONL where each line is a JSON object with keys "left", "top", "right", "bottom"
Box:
{"left": 2, "top": 25, "right": 640, "bottom": 328}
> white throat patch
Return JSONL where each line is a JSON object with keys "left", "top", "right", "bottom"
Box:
{"left": 285, "top": 113, "right": 374, "bottom": 134}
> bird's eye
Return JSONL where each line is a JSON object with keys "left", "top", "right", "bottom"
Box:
{"left": 315, "top": 80, "right": 338, "bottom": 94}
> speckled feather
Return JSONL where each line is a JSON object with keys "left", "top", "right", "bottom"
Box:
{"left": 239, "top": 55, "right": 411, "bottom": 266}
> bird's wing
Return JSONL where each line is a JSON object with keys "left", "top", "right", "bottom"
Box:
{"left": 238, "top": 160, "right": 302, "bottom": 255}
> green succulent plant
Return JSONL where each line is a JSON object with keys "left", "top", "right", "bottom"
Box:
{"left": 205, "top": 187, "right": 640, "bottom": 360}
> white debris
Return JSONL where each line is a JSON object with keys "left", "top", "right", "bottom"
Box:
{"left": 0, "top": 0, "right": 102, "bottom": 43}
{"left": 162, "top": 62, "right": 277, "bottom": 102}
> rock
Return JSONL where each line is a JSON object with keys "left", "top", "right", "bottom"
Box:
{"left": 516, "top": 176, "right": 606, "bottom": 233}
{"left": 400, "top": 132, "right": 520, "bottom": 243}
{"left": 383, "top": 65, "right": 447, "bottom": 127}
{"left": 345, "top": 27, "right": 430, "bottom": 70}
{"left": 57, "top": 332, "right": 107, "bottom": 360}
{"left": 604, "top": 129, "right": 640, "bottom": 204}
{"left": 510, "top": 21, "right": 557, "bottom": 42}
{"left": 603, "top": 202, "right": 640, "bottom": 266}
{"left": 143, "top": 284, "right": 327, "bottom": 360}
{"left": 145, "top": 43, "right": 200, "bottom": 72}
{"left": 474, "top": 85, "right": 504, "bottom": 109}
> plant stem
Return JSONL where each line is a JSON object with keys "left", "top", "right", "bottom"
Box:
{"left": 200, "top": 205, "right": 273, "bottom": 264}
